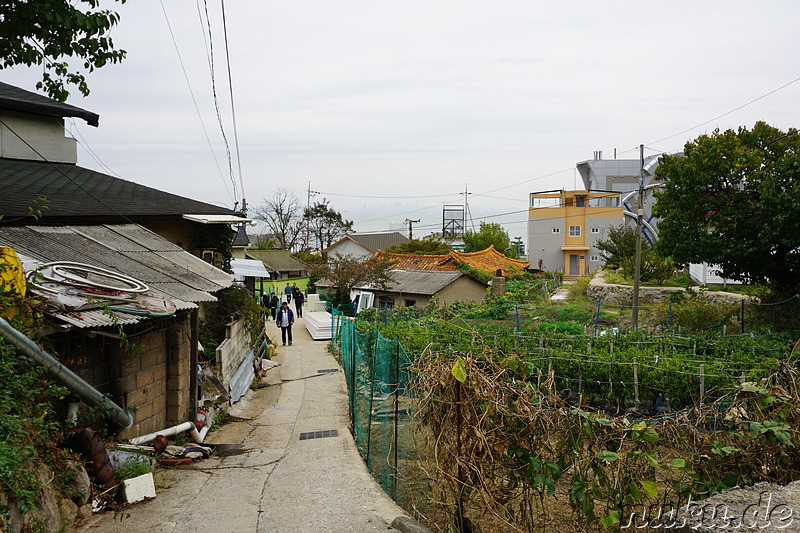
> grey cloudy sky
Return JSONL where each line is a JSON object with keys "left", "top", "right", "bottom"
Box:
{"left": 5, "top": 1, "right": 800, "bottom": 243}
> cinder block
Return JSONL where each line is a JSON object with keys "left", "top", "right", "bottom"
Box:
{"left": 122, "top": 473, "right": 156, "bottom": 503}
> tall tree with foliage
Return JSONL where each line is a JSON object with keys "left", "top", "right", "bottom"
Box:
{"left": 595, "top": 224, "right": 637, "bottom": 268}
{"left": 462, "top": 222, "right": 516, "bottom": 258}
{"left": 654, "top": 122, "right": 800, "bottom": 293}
{"left": 387, "top": 238, "right": 452, "bottom": 255}
{"left": 254, "top": 189, "right": 305, "bottom": 250}
{"left": 0, "top": 0, "right": 128, "bottom": 101}
{"left": 304, "top": 199, "right": 353, "bottom": 250}
{"left": 311, "top": 254, "right": 396, "bottom": 309}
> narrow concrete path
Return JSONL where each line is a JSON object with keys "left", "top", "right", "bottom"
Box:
{"left": 73, "top": 316, "right": 407, "bottom": 533}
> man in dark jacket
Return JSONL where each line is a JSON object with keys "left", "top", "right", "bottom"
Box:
{"left": 293, "top": 289, "right": 304, "bottom": 318}
{"left": 276, "top": 301, "right": 295, "bottom": 345}
{"left": 268, "top": 292, "right": 279, "bottom": 321}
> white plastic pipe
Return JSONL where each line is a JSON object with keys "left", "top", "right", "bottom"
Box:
{"left": 129, "top": 421, "right": 193, "bottom": 445}
{"left": 128, "top": 405, "right": 215, "bottom": 445}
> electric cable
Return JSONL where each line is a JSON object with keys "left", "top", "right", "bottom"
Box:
{"left": 159, "top": 0, "right": 234, "bottom": 205}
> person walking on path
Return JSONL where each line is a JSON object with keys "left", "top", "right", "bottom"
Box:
{"left": 293, "top": 289, "right": 304, "bottom": 318}
{"left": 276, "top": 301, "right": 294, "bottom": 345}
{"left": 260, "top": 292, "right": 270, "bottom": 320}
{"left": 283, "top": 282, "right": 293, "bottom": 304}
{"left": 268, "top": 292, "right": 279, "bottom": 321}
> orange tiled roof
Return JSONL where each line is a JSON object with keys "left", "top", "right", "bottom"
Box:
{"left": 372, "top": 251, "right": 457, "bottom": 271}
{"left": 451, "top": 246, "right": 530, "bottom": 275}
{"left": 374, "top": 245, "right": 529, "bottom": 276}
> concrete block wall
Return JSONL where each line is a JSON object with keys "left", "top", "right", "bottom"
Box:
{"left": 216, "top": 319, "right": 251, "bottom": 388}
{"left": 60, "top": 314, "right": 194, "bottom": 439}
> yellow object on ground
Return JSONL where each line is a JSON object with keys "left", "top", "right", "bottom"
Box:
{"left": 0, "top": 247, "right": 26, "bottom": 297}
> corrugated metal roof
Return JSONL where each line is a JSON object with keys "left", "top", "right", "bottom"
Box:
{"left": 231, "top": 259, "right": 271, "bottom": 279}
{"left": 0, "top": 223, "right": 234, "bottom": 327}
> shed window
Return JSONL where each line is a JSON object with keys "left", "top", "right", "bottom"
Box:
{"left": 378, "top": 296, "right": 395, "bottom": 309}
{"left": 404, "top": 299, "right": 416, "bottom": 308}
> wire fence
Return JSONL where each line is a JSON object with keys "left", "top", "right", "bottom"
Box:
{"left": 330, "top": 306, "right": 796, "bottom": 513}
{"left": 331, "top": 309, "right": 415, "bottom": 506}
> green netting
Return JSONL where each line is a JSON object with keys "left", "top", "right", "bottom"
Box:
{"left": 332, "top": 308, "right": 414, "bottom": 506}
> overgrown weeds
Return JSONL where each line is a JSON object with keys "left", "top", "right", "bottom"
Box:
{"left": 410, "top": 347, "right": 800, "bottom": 532}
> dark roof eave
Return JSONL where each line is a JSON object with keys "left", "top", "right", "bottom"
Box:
{"left": 0, "top": 97, "right": 99, "bottom": 127}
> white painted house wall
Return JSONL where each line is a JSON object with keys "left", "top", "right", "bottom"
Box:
{"left": 0, "top": 110, "right": 77, "bottom": 163}
{"left": 326, "top": 239, "right": 371, "bottom": 260}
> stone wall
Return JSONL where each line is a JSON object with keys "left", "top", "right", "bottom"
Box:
{"left": 587, "top": 272, "right": 752, "bottom": 306}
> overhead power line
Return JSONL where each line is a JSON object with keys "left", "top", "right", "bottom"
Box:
{"left": 159, "top": 0, "right": 233, "bottom": 205}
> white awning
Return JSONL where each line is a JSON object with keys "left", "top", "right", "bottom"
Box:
{"left": 231, "top": 258, "right": 271, "bottom": 280}
{"left": 183, "top": 214, "right": 253, "bottom": 224}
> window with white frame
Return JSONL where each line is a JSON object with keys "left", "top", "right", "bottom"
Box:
{"left": 590, "top": 255, "right": 599, "bottom": 262}
{"left": 590, "top": 227, "right": 600, "bottom": 234}
{"left": 569, "top": 225, "right": 581, "bottom": 237}
{"left": 552, "top": 227, "right": 561, "bottom": 234}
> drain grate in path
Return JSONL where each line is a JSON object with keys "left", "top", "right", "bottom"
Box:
{"left": 299, "top": 429, "right": 339, "bottom": 441}
{"left": 317, "top": 368, "right": 339, "bottom": 374}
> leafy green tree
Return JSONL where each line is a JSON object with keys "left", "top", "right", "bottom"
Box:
{"left": 654, "top": 122, "right": 800, "bottom": 293}
{"left": 386, "top": 238, "right": 452, "bottom": 255}
{"left": 595, "top": 224, "right": 637, "bottom": 268}
{"left": 0, "top": 0, "right": 128, "bottom": 101}
{"left": 303, "top": 199, "right": 353, "bottom": 250}
{"left": 310, "top": 254, "right": 395, "bottom": 310}
{"left": 462, "top": 222, "right": 516, "bottom": 258}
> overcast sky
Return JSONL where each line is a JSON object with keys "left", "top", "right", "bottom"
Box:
{"left": 5, "top": 1, "right": 800, "bottom": 245}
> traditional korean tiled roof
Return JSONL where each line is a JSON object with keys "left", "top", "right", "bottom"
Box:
{"left": 372, "top": 251, "right": 458, "bottom": 271}
{"left": 374, "top": 245, "right": 529, "bottom": 276}
{"left": 451, "top": 246, "right": 530, "bottom": 275}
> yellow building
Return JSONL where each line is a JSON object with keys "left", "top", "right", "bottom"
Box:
{"left": 527, "top": 190, "right": 623, "bottom": 277}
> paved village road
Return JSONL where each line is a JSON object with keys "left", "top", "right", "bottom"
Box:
{"left": 72, "top": 315, "right": 407, "bottom": 533}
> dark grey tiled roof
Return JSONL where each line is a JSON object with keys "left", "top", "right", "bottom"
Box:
{"left": 0, "top": 158, "right": 234, "bottom": 224}
{"left": 232, "top": 224, "right": 250, "bottom": 247}
{"left": 331, "top": 232, "right": 409, "bottom": 253}
{"left": 0, "top": 81, "right": 100, "bottom": 126}
{"left": 347, "top": 269, "right": 483, "bottom": 295}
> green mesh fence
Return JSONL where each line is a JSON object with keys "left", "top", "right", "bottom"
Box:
{"left": 331, "top": 308, "right": 414, "bottom": 506}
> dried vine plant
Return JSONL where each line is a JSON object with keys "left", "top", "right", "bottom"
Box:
{"left": 407, "top": 344, "right": 800, "bottom": 532}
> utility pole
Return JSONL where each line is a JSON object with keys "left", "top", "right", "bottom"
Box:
{"left": 306, "top": 182, "right": 319, "bottom": 250}
{"left": 404, "top": 219, "right": 420, "bottom": 240}
{"left": 632, "top": 144, "right": 644, "bottom": 330}
{"left": 460, "top": 184, "right": 474, "bottom": 232}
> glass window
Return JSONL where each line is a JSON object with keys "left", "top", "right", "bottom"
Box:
{"left": 569, "top": 225, "right": 581, "bottom": 237}
{"left": 552, "top": 227, "right": 561, "bottom": 234}
{"left": 591, "top": 227, "right": 600, "bottom": 234}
